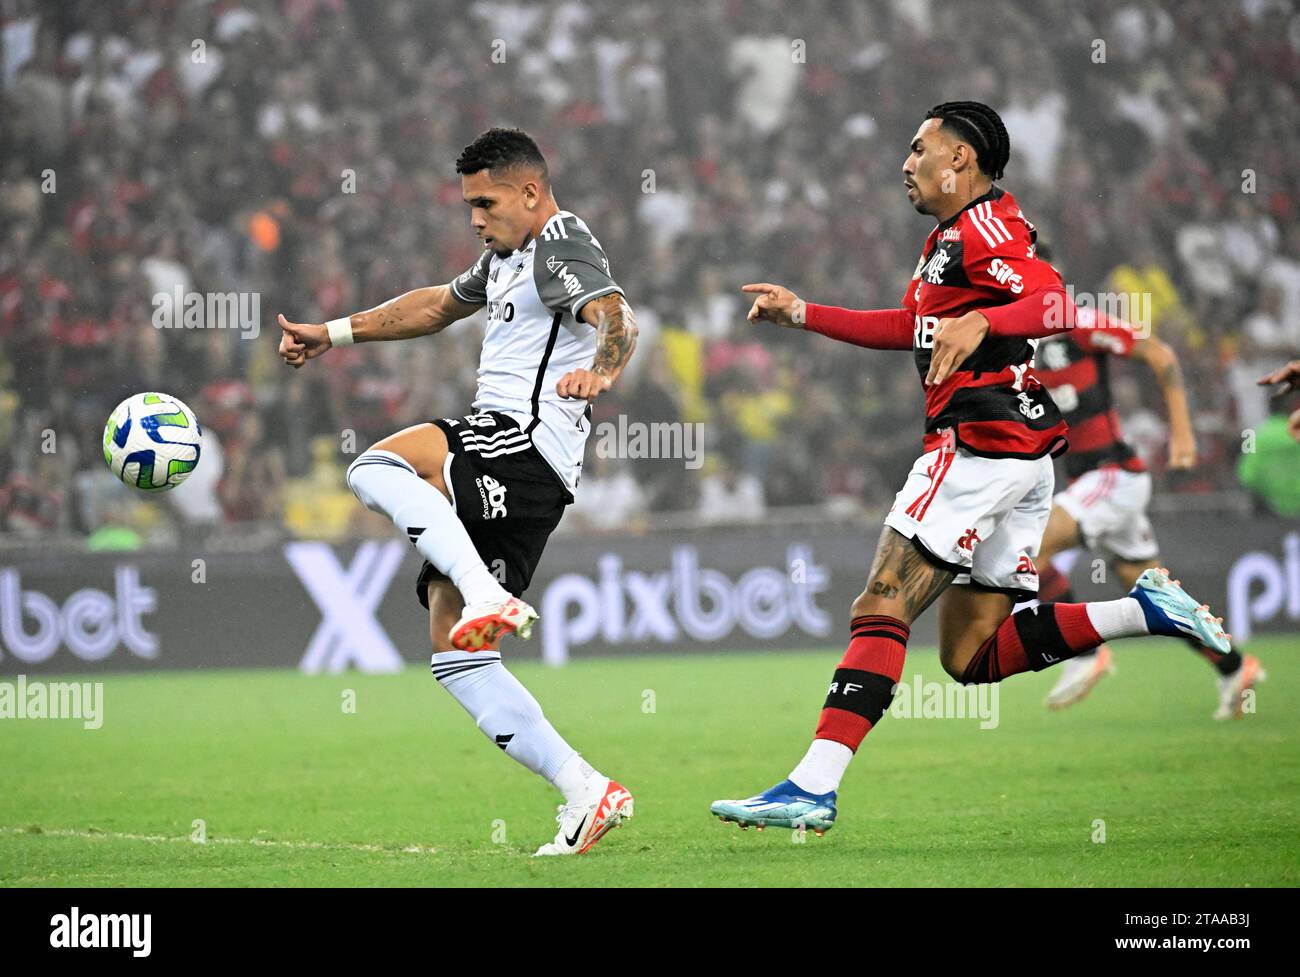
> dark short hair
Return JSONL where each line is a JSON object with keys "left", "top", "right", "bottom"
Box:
{"left": 455, "top": 127, "right": 549, "bottom": 181}
{"left": 1035, "top": 242, "right": 1054, "bottom": 262}
{"left": 924, "top": 101, "right": 1011, "bottom": 181}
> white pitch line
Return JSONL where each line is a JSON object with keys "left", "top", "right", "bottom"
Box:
{"left": 0, "top": 826, "right": 438, "bottom": 855}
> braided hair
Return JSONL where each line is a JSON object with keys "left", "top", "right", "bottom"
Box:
{"left": 924, "top": 101, "right": 1010, "bottom": 181}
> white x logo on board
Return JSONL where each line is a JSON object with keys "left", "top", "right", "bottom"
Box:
{"left": 285, "top": 541, "right": 407, "bottom": 674}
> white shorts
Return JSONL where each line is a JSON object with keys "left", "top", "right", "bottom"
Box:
{"left": 1054, "top": 466, "right": 1158, "bottom": 562}
{"left": 884, "top": 436, "right": 1055, "bottom": 599}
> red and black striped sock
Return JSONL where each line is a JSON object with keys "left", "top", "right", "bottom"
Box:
{"left": 960, "top": 604, "right": 1104, "bottom": 684}
{"left": 1183, "top": 636, "right": 1243, "bottom": 676}
{"left": 815, "top": 615, "right": 909, "bottom": 751}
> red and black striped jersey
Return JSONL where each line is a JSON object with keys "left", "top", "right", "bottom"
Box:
{"left": 903, "top": 186, "right": 1069, "bottom": 460}
{"left": 1031, "top": 306, "right": 1146, "bottom": 480}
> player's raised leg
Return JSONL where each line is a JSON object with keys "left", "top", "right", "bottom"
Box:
{"left": 942, "top": 564, "right": 1231, "bottom": 684}
{"left": 425, "top": 579, "right": 633, "bottom": 855}
{"left": 345, "top": 422, "right": 536, "bottom": 650}
{"left": 710, "top": 528, "right": 953, "bottom": 834}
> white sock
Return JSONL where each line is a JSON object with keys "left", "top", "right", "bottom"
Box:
{"left": 431, "top": 650, "right": 588, "bottom": 798}
{"left": 346, "top": 450, "right": 508, "bottom": 606}
{"left": 552, "top": 752, "right": 602, "bottom": 801}
{"left": 1084, "top": 597, "right": 1149, "bottom": 641}
{"left": 788, "top": 738, "right": 853, "bottom": 795}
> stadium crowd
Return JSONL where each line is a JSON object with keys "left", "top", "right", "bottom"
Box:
{"left": 2, "top": 0, "right": 1299, "bottom": 543}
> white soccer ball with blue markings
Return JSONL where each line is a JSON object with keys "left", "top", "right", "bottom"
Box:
{"left": 102, "top": 392, "right": 203, "bottom": 492}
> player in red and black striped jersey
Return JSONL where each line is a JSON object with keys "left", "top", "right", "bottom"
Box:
{"left": 900, "top": 185, "right": 1068, "bottom": 460}
{"left": 764, "top": 178, "right": 1070, "bottom": 460}
{"left": 710, "top": 102, "right": 1233, "bottom": 833}
{"left": 1027, "top": 245, "right": 1264, "bottom": 719}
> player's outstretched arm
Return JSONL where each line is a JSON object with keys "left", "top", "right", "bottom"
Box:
{"left": 277, "top": 284, "right": 481, "bottom": 368}
{"left": 556, "top": 292, "right": 638, "bottom": 402}
{"left": 743, "top": 282, "right": 913, "bottom": 351}
{"left": 742, "top": 282, "right": 807, "bottom": 328}
{"left": 1131, "top": 336, "right": 1196, "bottom": 469}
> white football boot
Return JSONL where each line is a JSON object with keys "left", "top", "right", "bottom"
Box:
{"left": 533, "top": 778, "right": 635, "bottom": 856}
{"left": 1045, "top": 645, "right": 1116, "bottom": 710}
{"left": 449, "top": 595, "right": 538, "bottom": 651}
{"left": 1213, "top": 655, "right": 1266, "bottom": 721}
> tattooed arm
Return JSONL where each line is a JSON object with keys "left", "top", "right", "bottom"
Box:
{"left": 277, "top": 284, "right": 481, "bottom": 368}
{"left": 1131, "top": 336, "right": 1196, "bottom": 469}
{"left": 346, "top": 285, "right": 481, "bottom": 342}
{"left": 556, "top": 292, "right": 639, "bottom": 401}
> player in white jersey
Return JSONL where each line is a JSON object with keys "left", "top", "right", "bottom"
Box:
{"left": 277, "top": 129, "right": 636, "bottom": 855}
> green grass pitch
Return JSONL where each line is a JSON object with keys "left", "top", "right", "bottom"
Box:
{"left": 2, "top": 635, "right": 1297, "bottom": 887}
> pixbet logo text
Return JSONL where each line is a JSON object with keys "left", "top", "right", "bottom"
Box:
{"left": 539, "top": 545, "right": 832, "bottom": 664}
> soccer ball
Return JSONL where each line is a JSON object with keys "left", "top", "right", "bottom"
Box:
{"left": 102, "top": 391, "right": 203, "bottom": 492}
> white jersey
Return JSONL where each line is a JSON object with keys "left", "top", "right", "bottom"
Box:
{"left": 449, "top": 210, "right": 622, "bottom": 494}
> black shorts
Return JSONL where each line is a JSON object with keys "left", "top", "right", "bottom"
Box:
{"left": 415, "top": 411, "right": 573, "bottom": 608}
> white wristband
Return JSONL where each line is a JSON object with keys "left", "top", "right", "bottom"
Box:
{"left": 325, "top": 316, "right": 354, "bottom": 347}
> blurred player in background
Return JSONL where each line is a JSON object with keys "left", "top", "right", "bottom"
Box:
{"left": 1028, "top": 244, "right": 1264, "bottom": 717}
{"left": 278, "top": 128, "right": 637, "bottom": 855}
{"left": 711, "top": 102, "right": 1233, "bottom": 836}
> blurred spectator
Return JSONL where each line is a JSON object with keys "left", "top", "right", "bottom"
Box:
{"left": 568, "top": 453, "right": 647, "bottom": 533}
{"left": 1230, "top": 286, "right": 1295, "bottom": 430}
{"left": 282, "top": 437, "right": 356, "bottom": 541}
{"left": 167, "top": 427, "right": 225, "bottom": 527}
{"left": 698, "top": 454, "right": 765, "bottom": 524}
